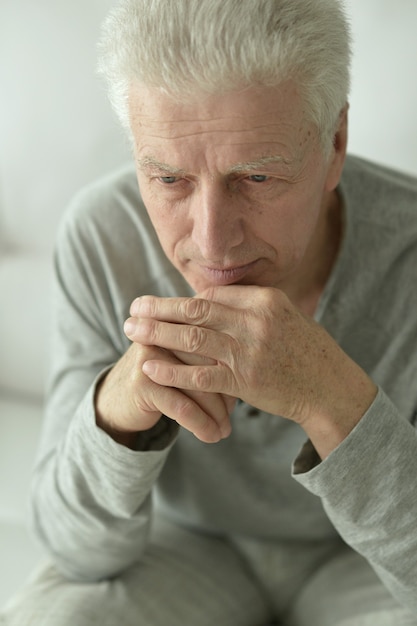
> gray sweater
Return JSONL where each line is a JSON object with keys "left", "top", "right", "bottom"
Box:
{"left": 32, "top": 155, "right": 417, "bottom": 612}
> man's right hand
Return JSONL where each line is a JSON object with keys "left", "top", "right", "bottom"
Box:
{"left": 95, "top": 339, "right": 234, "bottom": 448}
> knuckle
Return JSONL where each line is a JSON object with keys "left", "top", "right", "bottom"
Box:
{"left": 181, "top": 297, "right": 210, "bottom": 324}
{"left": 192, "top": 366, "right": 212, "bottom": 391}
{"left": 184, "top": 325, "right": 205, "bottom": 353}
{"left": 163, "top": 365, "right": 180, "bottom": 386}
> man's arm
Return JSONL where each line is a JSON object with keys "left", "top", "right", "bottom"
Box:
{"left": 293, "top": 389, "right": 417, "bottom": 613}
{"left": 32, "top": 374, "right": 176, "bottom": 582}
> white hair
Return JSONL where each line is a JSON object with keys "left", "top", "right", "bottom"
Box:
{"left": 97, "top": 0, "right": 351, "bottom": 152}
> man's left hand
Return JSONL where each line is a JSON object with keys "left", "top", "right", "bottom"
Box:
{"left": 125, "top": 285, "right": 377, "bottom": 457}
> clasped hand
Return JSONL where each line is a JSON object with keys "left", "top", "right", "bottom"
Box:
{"left": 121, "top": 285, "right": 374, "bottom": 449}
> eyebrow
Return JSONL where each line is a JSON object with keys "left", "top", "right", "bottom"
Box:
{"left": 136, "top": 154, "right": 294, "bottom": 176}
{"left": 136, "top": 157, "right": 187, "bottom": 176}
{"left": 227, "top": 155, "right": 294, "bottom": 174}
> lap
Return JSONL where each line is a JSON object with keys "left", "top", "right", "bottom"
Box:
{"left": 286, "top": 545, "right": 417, "bottom": 626}
{"left": 0, "top": 517, "right": 271, "bottom": 626}
{"left": 2, "top": 520, "right": 415, "bottom": 626}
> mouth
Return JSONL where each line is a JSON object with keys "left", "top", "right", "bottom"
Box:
{"left": 198, "top": 260, "right": 259, "bottom": 286}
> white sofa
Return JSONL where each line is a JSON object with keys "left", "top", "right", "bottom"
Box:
{"left": 0, "top": 0, "right": 416, "bottom": 611}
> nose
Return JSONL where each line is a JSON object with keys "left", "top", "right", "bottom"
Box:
{"left": 190, "top": 182, "right": 245, "bottom": 261}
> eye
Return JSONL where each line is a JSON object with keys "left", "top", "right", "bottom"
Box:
{"left": 247, "top": 174, "right": 269, "bottom": 183}
{"left": 159, "top": 176, "right": 179, "bottom": 184}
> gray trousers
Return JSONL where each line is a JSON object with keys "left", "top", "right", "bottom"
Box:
{"left": 1, "top": 516, "right": 416, "bottom": 626}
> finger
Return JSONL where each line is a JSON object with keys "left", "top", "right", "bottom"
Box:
{"left": 142, "top": 359, "right": 235, "bottom": 398}
{"left": 172, "top": 350, "right": 217, "bottom": 366}
{"left": 129, "top": 293, "right": 237, "bottom": 330}
{"left": 147, "top": 383, "right": 229, "bottom": 443}
{"left": 124, "top": 317, "right": 234, "bottom": 363}
{"left": 185, "top": 390, "right": 232, "bottom": 439}
{"left": 140, "top": 349, "right": 233, "bottom": 440}
{"left": 149, "top": 346, "right": 235, "bottom": 434}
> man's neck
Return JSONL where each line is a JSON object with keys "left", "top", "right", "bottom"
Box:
{"left": 285, "top": 189, "right": 344, "bottom": 317}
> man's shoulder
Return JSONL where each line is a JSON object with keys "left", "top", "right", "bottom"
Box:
{"left": 344, "top": 154, "right": 417, "bottom": 187}
{"left": 341, "top": 155, "right": 417, "bottom": 258}
{"left": 339, "top": 155, "right": 417, "bottom": 322}
{"left": 55, "top": 163, "right": 191, "bottom": 298}
{"left": 57, "top": 162, "right": 158, "bottom": 251}
{"left": 342, "top": 155, "right": 417, "bottom": 217}
{"left": 64, "top": 163, "right": 142, "bottom": 225}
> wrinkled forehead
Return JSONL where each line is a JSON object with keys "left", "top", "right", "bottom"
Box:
{"left": 128, "top": 81, "right": 318, "bottom": 162}
{"left": 130, "top": 81, "right": 310, "bottom": 126}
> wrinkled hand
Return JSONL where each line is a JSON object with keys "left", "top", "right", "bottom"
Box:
{"left": 96, "top": 324, "right": 235, "bottom": 446}
{"left": 125, "top": 285, "right": 377, "bottom": 457}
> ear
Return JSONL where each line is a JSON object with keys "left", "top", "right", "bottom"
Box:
{"left": 325, "top": 104, "right": 349, "bottom": 192}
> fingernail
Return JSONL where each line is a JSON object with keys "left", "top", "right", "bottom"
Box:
{"left": 130, "top": 297, "right": 141, "bottom": 316}
{"left": 124, "top": 319, "right": 136, "bottom": 337}
{"left": 142, "top": 361, "right": 156, "bottom": 376}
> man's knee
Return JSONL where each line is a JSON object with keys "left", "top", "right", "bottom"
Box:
{"left": 287, "top": 548, "right": 417, "bottom": 626}
{"left": 1, "top": 524, "right": 270, "bottom": 626}
{"left": 0, "top": 562, "right": 130, "bottom": 626}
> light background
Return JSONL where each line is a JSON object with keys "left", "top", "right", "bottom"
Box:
{"left": 347, "top": 0, "right": 417, "bottom": 175}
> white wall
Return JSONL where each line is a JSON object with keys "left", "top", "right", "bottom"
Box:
{"left": 346, "top": 0, "right": 417, "bottom": 175}
{"left": 0, "top": 0, "right": 130, "bottom": 255}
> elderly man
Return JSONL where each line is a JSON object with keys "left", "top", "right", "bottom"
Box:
{"left": 2, "top": 1, "right": 417, "bottom": 625}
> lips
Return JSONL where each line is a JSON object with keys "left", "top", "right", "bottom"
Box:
{"left": 198, "top": 260, "right": 259, "bottom": 286}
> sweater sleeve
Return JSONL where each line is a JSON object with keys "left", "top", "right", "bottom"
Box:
{"left": 31, "top": 376, "right": 177, "bottom": 582}
{"left": 30, "top": 181, "right": 178, "bottom": 582}
{"left": 292, "top": 387, "right": 417, "bottom": 613}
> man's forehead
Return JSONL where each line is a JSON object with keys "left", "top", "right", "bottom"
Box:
{"left": 129, "top": 81, "right": 305, "bottom": 130}
{"left": 131, "top": 83, "right": 314, "bottom": 171}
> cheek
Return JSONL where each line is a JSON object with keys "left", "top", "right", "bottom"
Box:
{"left": 264, "top": 195, "right": 322, "bottom": 264}
{"left": 142, "top": 196, "right": 187, "bottom": 259}
{"left": 262, "top": 196, "right": 315, "bottom": 243}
